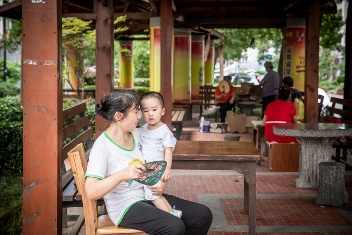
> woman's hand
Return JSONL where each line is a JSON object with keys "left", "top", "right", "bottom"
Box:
{"left": 123, "top": 164, "right": 146, "bottom": 181}
{"left": 147, "top": 180, "right": 166, "bottom": 196}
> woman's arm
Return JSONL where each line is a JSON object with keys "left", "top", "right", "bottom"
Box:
{"left": 262, "top": 115, "right": 267, "bottom": 126}
{"left": 292, "top": 115, "right": 298, "bottom": 124}
{"left": 85, "top": 164, "right": 145, "bottom": 200}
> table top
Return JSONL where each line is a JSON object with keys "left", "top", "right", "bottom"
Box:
{"left": 273, "top": 123, "right": 352, "bottom": 138}
{"left": 173, "top": 140, "right": 259, "bottom": 161}
{"left": 251, "top": 120, "right": 263, "bottom": 127}
{"left": 236, "top": 100, "right": 262, "bottom": 105}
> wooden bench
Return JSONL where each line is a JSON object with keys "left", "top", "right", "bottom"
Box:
{"left": 62, "top": 102, "right": 94, "bottom": 235}
{"left": 199, "top": 85, "right": 219, "bottom": 121}
{"left": 327, "top": 97, "right": 352, "bottom": 168}
{"left": 172, "top": 110, "right": 186, "bottom": 140}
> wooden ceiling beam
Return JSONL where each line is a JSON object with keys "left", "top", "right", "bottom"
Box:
{"left": 0, "top": 0, "right": 21, "bottom": 14}
{"left": 188, "top": 17, "right": 286, "bottom": 26}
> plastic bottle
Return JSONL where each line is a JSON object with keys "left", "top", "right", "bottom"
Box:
{"left": 199, "top": 116, "right": 204, "bottom": 132}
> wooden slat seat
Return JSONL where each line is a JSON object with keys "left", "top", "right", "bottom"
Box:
{"left": 68, "top": 143, "right": 147, "bottom": 235}
{"left": 172, "top": 110, "right": 186, "bottom": 140}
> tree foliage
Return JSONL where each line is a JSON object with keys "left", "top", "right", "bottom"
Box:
{"left": 320, "top": 14, "right": 344, "bottom": 51}
{"left": 0, "top": 19, "right": 21, "bottom": 53}
{"left": 214, "top": 28, "right": 283, "bottom": 65}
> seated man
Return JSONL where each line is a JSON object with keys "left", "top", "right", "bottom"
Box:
{"left": 214, "top": 75, "right": 236, "bottom": 123}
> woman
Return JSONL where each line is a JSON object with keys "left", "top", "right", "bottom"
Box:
{"left": 263, "top": 86, "right": 298, "bottom": 143}
{"left": 85, "top": 90, "right": 213, "bottom": 235}
{"left": 214, "top": 75, "right": 236, "bottom": 122}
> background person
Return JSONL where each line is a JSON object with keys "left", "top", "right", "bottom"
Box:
{"left": 85, "top": 90, "right": 213, "bottom": 235}
{"left": 282, "top": 76, "right": 304, "bottom": 122}
{"left": 214, "top": 75, "right": 236, "bottom": 122}
{"left": 258, "top": 61, "right": 280, "bottom": 117}
{"left": 140, "top": 91, "right": 181, "bottom": 218}
{"left": 263, "top": 86, "right": 298, "bottom": 144}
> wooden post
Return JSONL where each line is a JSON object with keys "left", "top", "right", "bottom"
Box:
{"left": 160, "top": 0, "right": 173, "bottom": 129}
{"left": 22, "top": 0, "right": 62, "bottom": 233}
{"left": 305, "top": 0, "right": 320, "bottom": 123}
{"left": 95, "top": 0, "right": 114, "bottom": 137}
{"left": 315, "top": 162, "right": 348, "bottom": 206}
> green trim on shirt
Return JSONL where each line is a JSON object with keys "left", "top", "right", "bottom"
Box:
{"left": 85, "top": 174, "right": 104, "bottom": 179}
{"left": 104, "top": 131, "right": 136, "bottom": 151}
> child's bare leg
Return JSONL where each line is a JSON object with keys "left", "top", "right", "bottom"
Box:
{"left": 152, "top": 196, "right": 171, "bottom": 212}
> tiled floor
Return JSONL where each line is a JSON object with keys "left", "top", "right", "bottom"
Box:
{"left": 64, "top": 118, "right": 352, "bottom": 235}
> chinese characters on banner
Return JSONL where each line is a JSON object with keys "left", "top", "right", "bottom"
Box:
{"left": 283, "top": 19, "right": 306, "bottom": 92}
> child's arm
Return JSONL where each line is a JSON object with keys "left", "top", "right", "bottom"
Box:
{"left": 162, "top": 147, "right": 173, "bottom": 182}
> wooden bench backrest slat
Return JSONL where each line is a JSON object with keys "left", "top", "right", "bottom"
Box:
{"left": 62, "top": 128, "right": 93, "bottom": 165}
{"left": 327, "top": 97, "right": 352, "bottom": 123}
{"left": 330, "top": 97, "right": 352, "bottom": 108}
{"left": 63, "top": 102, "right": 86, "bottom": 120}
{"left": 63, "top": 116, "right": 90, "bottom": 140}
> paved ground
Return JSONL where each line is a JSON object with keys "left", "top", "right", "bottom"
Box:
{"left": 64, "top": 117, "right": 352, "bottom": 235}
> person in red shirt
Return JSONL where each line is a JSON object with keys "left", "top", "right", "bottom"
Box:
{"left": 263, "top": 86, "right": 298, "bottom": 143}
{"left": 214, "top": 75, "right": 236, "bottom": 122}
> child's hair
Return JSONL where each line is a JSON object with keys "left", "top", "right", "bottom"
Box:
{"left": 140, "top": 91, "right": 165, "bottom": 108}
{"left": 278, "top": 86, "right": 292, "bottom": 101}
{"left": 95, "top": 90, "right": 140, "bottom": 121}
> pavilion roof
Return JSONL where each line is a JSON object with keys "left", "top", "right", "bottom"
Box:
{"left": 0, "top": 0, "right": 337, "bottom": 40}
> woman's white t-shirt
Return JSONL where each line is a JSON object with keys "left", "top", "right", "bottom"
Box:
{"left": 85, "top": 129, "right": 145, "bottom": 226}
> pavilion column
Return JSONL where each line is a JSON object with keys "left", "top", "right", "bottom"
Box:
{"left": 191, "top": 34, "right": 205, "bottom": 100}
{"left": 173, "top": 28, "right": 191, "bottom": 103}
{"left": 95, "top": 0, "right": 114, "bottom": 136}
{"left": 305, "top": 0, "right": 320, "bottom": 123}
{"left": 204, "top": 40, "right": 215, "bottom": 85}
{"left": 22, "top": 0, "right": 62, "bottom": 234}
{"left": 119, "top": 40, "right": 134, "bottom": 88}
{"left": 149, "top": 17, "right": 161, "bottom": 92}
{"left": 160, "top": 0, "right": 173, "bottom": 128}
{"left": 283, "top": 18, "right": 306, "bottom": 92}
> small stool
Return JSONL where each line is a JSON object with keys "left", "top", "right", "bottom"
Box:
{"left": 224, "top": 135, "right": 241, "bottom": 141}
{"left": 315, "top": 162, "right": 348, "bottom": 206}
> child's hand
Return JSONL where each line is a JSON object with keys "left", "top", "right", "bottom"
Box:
{"left": 161, "top": 168, "right": 171, "bottom": 182}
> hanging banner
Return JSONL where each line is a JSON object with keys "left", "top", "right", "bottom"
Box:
{"left": 191, "top": 35, "right": 204, "bottom": 100}
{"left": 204, "top": 40, "right": 215, "bottom": 85}
{"left": 173, "top": 28, "right": 191, "bottom": 103}
{"left": 283, "top": 18, "right": 306, "bottom": 92}
{"left": 150, "top": 17, "right": 161, "bottom": 91}
{"left": 119, "top": 40, "right": 133, "bottom": 88}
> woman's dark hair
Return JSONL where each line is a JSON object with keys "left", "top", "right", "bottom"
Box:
{"left": 95, "top": 90, "right": 140, "bottom": 121}
{"left": 140, "top": 91, "right": 165, "bottom": 108}
{"left": 278, "top": 86, "right": 292, "bottom": 101}
{"left": 282, "top": 76, "right": 294, "bottom": 87}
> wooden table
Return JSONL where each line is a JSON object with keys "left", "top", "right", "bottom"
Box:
{"left": 274, "top": 123, "right": 352, "bottom": 189}
{"left": 172, "top": 141, "right": 259, "bottom": 235}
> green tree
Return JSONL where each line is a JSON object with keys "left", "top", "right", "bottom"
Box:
{"left": 133, "top": 40, "right": 150, "bottom": 78}
{"left": 62, "top": 17, "right": 96, "bottom": 92}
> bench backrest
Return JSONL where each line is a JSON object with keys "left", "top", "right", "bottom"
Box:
{"left": 62, "top": 102, "right": 93, "bottom": 191}
{"left": 67, "top": 143, "right": 98, "bottom": 234}
{"left": 327, "top": 97, "right": 352, "bottom": 123}
{"left": 199, "top": 85, "right": 216, "bottom": 109}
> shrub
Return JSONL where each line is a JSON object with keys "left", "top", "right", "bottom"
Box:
{"left": 0, "top": 172, "right": 22, "bottom": 235}
{"left": 0, "top": 82, "right": 20, "bottom": 98}
{"left": 0, "top": 96, "right": 23, "bottom": 174}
